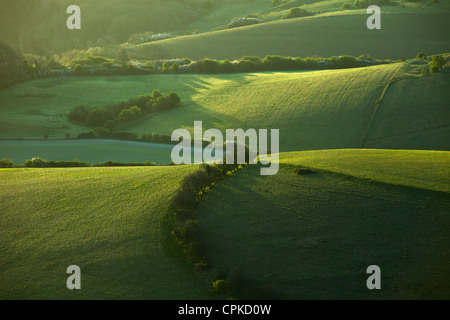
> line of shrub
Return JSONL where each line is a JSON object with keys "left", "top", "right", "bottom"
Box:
{"left": 59, "top": 53, "right": 391, "bottom": 79}
{"left": 68, "top": 90, "right": 181, "bottom": 129}
{"left": 169, "top": 142, "right": 279, "bottom": 299}
{"left": 184, "top": 54, "right": 389, "bottom": 74}
{"left": 228, "top": 17, "right": 262, "bottom": 28}
{"left": 353, "top": 0, "right": 396, "bottom": 8}
{"left": 24, "top": 157, "right": 90, "bottom": 168}
{"left": 0, "top": 157, "right": 157, "bottom": 168}
{"left": 92, "top": 160, "right": 156, "bottom": 167}
{"left": 75, "top": 129, "right": 213, "bottom": 148}
{"left": 283, "top": 7, "right": 315, "bottom": 19}
{"left": 171, "top": 161, "right": 245, "bottom": 264}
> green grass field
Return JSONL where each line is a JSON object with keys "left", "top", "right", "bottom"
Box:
{"left": 197, "top": 149, "right": 450, "bottom": 299}
{"left": 279, "top": 149, "right": 450, "bottom": 192}
{"left": 132, "top": 4, "right": 450, "bottom": 60}
{"left": 1, "top": 0, "right": 449, "bottom": 301}
{"left": 364, "top": 66, "right": 450, "bottom": 150}
{"left": 0, "top": 165, "right": 212, "bottom": 299}
{"left": 1, "top": 60, "right": 448, "bottom": 163}
{"left": 0, "top": 139, "right": 175, "bottom": 164}
{"left": 0, "top": 63, "right": 398, "bottom": 145}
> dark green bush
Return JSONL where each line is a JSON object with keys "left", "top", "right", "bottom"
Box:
{"left": 283, "top": 7, "right": 314, "bottom": 19}
{"left": 168, "top": 92, "right": 181, "bottom": 106}
{"left": 430, "top": 64, "right": 440, "bottom": 74}
{"left": 237, "top": 59, "right": 258, "bottom": 72}
{"left": 77, "top": 132, "right": 96, "bottom": 139}
{"left": 0, "top": 158, "right": 14, "bottom": 168}
{"left": 86, "top": 108, "right": 114, "bottom": 127}
{"left": 152, "top": 90, "right": 163, "bottom": 99}
{"left": 24, "top": 157, "right": 89, "bottom": 168}
{"left": 68, "top": 105, "right": 91, "bottom": 122}
{"left": 336, "top": 55, "right": 358, "bottom": 68}
{"left": 93, "top": 127, "right": 111, "bottom": 138}
{"left": 342, "top": 2, "right": 354, "bottom": 9}
{"left": 430, "top": 54, "right": 446, "bottom": 74}
{"left": 104, "top": 119, "right": 117, "bottom": 129}
{"left": 228, "top": 17, "right": 262, "bottom": 29}
{"left": 417, "top": 52, "right": 427, "bottom": 59}
{"left": 92, "top": 160, "right": 153, "bottom": 167}
{"left": 200, "top": 58, "right": 222, "bottom": 73}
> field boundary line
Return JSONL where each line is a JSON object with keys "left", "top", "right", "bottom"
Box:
{"left": 286, "top": 163, "right": 450, "bottom": 196}
{"left": 360, "top": 64, "right": 402, "bottom": 147}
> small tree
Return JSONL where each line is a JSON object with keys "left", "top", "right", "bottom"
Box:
{"left": 104, "top": 119, "right": 117, "bottom": 129}
{"left": 430, "top": 55, "right": 446, "bottom": 73}
{"left": 342, "top": 2, "right": 353, "bottom": 9}
{"left": 116, "top": 48, "right": 129, "bottom": 67}
{"left": 416, "top": 52, "right": 426, "bottom": 59}
{"left": 168, "top": 92, "right": 181, "bottom": 106}
{"left": 152, "top": 90, "right": 163, "bottom": 99}
{"left": 86, "top": 108, "right": 113, "bottom": 127}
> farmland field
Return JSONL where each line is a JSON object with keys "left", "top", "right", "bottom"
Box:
{"left": 197, "top": 150, "right": 450, "bottom": 299}
{"left": 133, "top": 8, "right": 450, "bottom": 60}
{"left": 0, "top": 165, "right": 210, "bottom": 299}
{"left": 1, "top": 0, "right": 449, "bottom": 301}
{"left": 1, "top": 61, "right": 448, "bottom": 152}
{"left": 0, "top": 139, "right": 175, "bottom": 164}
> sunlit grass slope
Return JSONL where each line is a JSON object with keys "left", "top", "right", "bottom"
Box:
{"left": 0, "top": 165, "right": 210, "bottom": 299}
{"left": 197, "top": 149, "right": 450, "bottom": 299}
{"left": 279, "top": 149, "right": 450, "bottom": 193}
{"left": 364, "top": 65, "right": 450, "bottom": 151}
{"left": 0, "top": 63, "right": 400, "bottom": 152}
{"left": 133, "top": 8, "right": 450, "bottom": 60}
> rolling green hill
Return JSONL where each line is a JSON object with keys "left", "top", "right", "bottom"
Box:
{"left": 0, "top": 165, "right": 210, "bottom": 299}
{"left": 1, "top": 0, "right": 449, "bottom": 302}
{"left": 1, "top": 60, "right": 448, "bottom": 158}
{"left": 196, "top": 149, "right": 450, "bottom": 299}
{"left": 132, "top": 6, "right": 450, "bottom": 60}
{"left": 363, "top": 65, "right": 450, "bottom": 151}
{"left": 0, "top": 0, "right": 217, "bottom": 54}
{"left": 279, "top": 149, "right": 450, "bottom": 193}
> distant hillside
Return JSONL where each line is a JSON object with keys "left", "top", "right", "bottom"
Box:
{"left": 0, "top": 0, "right": 215, "bottom": 53}
{"left": 133, "top": 10, "right": 450, "bottom": 60}
{"left": 1, "top": 59, "right": 449, "bottom": 152}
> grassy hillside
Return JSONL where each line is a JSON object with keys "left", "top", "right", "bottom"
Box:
{"left": 0, "top": 165, "right": 210, "bottom": 299}
{"left": 133, "top": 6, "right": 450, "bottom": 60}
{"left": 1, "top": 58, "right": 448, "bottom": 157}
{"left": 196, "top": 149, "right": 450, "bottom": 299}
{"left": 279, "top": 149, "right": 450, "bottom": 193}
{"left": 0, "top": 63, "right": 399, "bottom": 148}
{"left": 2, "top": 60, "right": 448, "bottom": 154}
{"left": 364, "top": 64, "right": 450, "bottom": 151}
{"left": 0, "top": 0, "right": 216, "bottom": 54}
